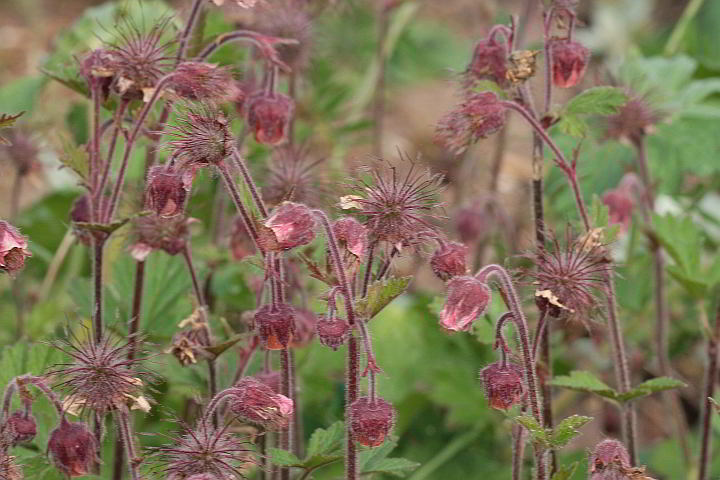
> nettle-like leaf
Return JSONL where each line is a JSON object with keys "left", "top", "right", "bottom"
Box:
{"left": 552, "top": 370, "right": 686, "bottom": 404}
{"left": 58, "top": 135, "right": 90, "bottom": 183}
{"left": 550, "top": 415, "right": 592, "bottom": 448}
{"left": 306, "top": 421, "right": 345, "bottom": 460}
{"left": 615, "top": 377, "right": 687, "bottom": 403}
{"left": 555, "top": 87, "right": 628, "bottom": 137}
{"left": 269, "top": 448, "right": 303, "bottom": 467}
{"left": 590, "top": 195, "right": 620, "bottom": 243}
{"left": 514, "top": 415, "right": 548, "bottom": 446}
{"left": 359, "top": 437, "right": 420, "bottom": 478}
{"left": 550, "top": 462, "right": 579, "bottom": 480}
{"left": 0, "top": 111, "right": 25, "bottom": 145}
{"left": 354, "top": 276, "right": 411, "bottom": 319}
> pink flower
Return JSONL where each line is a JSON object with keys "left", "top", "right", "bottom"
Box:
{"left": 146, "top": 165, "right": 190, "bottom": 217}
{"left": 435, "top": 92, "right": 507, "bottom": 154}
{"left": 430, "top": 241, "right": 468, "bottom": 280}
{"left": 254, "top": 303, "right": 297, "bottom": 350}
{"left": 350, "top": 396, "right": 395, "bottom": 447}
{"left": 48, "top": 419, "right": 97, "bottom": 477}
{"left": 550, "top": 38, "right": 590, "bottom": 88}
{"left": 246, "top": 92, "right": 295, "bottom": 145}
{"left": 590, "top": 439, "right": 635, "bottom": 479}
{"left": 332, "top": 217, "right": 369, "bottom": 260}
{"left": 230, "top": 377, "right": 294, "bottom": 430}
{"left": 4, "top": 411, "right": 37, "bottom": 445}
{"left": 466, "top": 36, "right": 509, "bottom": 88}
{"left": 0, "top": 221, "right": 31, "bottom": 275}
{"left": 479, "top": 362, "right": 526, "bottom": 410}
{"left": 258, "top": 201, "right": 316, "bottom": 252}
{"left": 316, "top": 315, "right": 350, "bottom": 351}
{"left": 602, "top": 173, "right": 641, "bottom": 233}
{"left": 439, "top": 276, "right": 491, "bottom": 332}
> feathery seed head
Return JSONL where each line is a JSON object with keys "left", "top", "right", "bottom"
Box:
{"left": 435, "top": 92, "right": 507, "bottom": 155}
{"left": 167, "top": 105, "right": 234, "bottom": 169}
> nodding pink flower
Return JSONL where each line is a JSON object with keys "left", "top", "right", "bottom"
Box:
{"left": 229, "top": 377, "right": 294, "bottom": 430}
{"left": 48, "top": 419, "right": 97, "bottom": 477}
{"left": 435, "top": 92, "right": 507, "bottom": 154}
{"left": 550, "top": 38, "right": 590, "bottom": 88}
{"left": 350, "top": 397, "right": 395, "bottom": 447}
{"left": 254, "top": 303, "right": 297, "bottom": 350}
{"left": 246, "top": 91, "right": 295, "bottom": 145}
{"left": 466, "top": 36, "right": 509, "bottom": 88}
{"left": 230, "top": 216, "right": 257, "bottom": 261}
{"left": 332, "top": 217, "right": 369, "bottom": 261}
{"left": 290, "top": 309, "right": 318, "bottom": 348}
{"left": 480, "top": 362, "right": 526, "bottom": 410}
{"left": 455, "top": 197, "right": 494, "bottom": 244}
{"left": 258, "top": 201, "right": 316, "bottom": 252}
{"left": 167, "top": 105, "right": 233, "bottom": 168}
{"left": 170, "top": 62, "right": 234, "bottom": 102}
{"left": 80, "top": 48, "right": 116, "bottom": 99}
{"left": 430, "top": 241, "right": 468, "bottom": 281}
{"left": 316, "top": 315, "right": 350, "bottom": 351}
{"left": 4, "top": 411, "right": 37, "bottom": 445}
{"left": 439, "top": 276, "right": 491, "bottom": 332}
{"left": 602, "top": 174, "right": 641, "bottom": 233}
{"left": 146, "top": 165, "right": 190, "bottom": 217}
{"left": 130, "top": 215, "right": 196, "bottom": 262}
{"left": 253, "top": 370, "right": 282, "bottom": 393}
{"left": 590, "top": 439, "right": 634, "bottom": 479}
{"left": 0, "top": 221, "right": 31, "bottom": 275}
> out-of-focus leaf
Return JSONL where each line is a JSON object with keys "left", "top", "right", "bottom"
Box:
{"left": 269, "top": 448, "right": 302, "bottom": 467}
{"left": 202, "top": 334, "right": 248, "bottom": 359}
{"left": 550, "top": 415, "right": 592, "bottom": 447}
{"left": 306, "top": 421, "right": 344, "bottom": 458}
{"left": 58, "top": 135, "right": 89, "bottom": 183}
{"left": 359, "top": 436, "right": 420, "bottom": 478}
{"left": 354, "top": 276, "right": 411, "bottom": 319}
{"left": 551, "top": 370, "right": 618, "bottom": 400}
{"left": 616, "top": 377, "right": 687, "bottom": 403}
{"left": 0, "top": 76, "right": 47, "bottom": 113}
{"left": 551, "top": 462, "right": 579, "bottom": 480}
{"left": 556, "top": 87, "right": 628, "bottom": 137}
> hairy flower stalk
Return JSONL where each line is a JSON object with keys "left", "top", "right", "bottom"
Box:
{"left": 699, "top": 302, "right": 720, "bottom": 480}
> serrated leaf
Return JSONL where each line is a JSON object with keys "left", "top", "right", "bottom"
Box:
{"left": 551, "top": 462, "right": 579, "bottom": 480}
{"left": 74, "top": 211, "right": 150, "bottom": 235}
{"left": 550, "top": 415, "right": 592, "bottom": 447}
{"left": 306, "top": 421, "right": 344, "bottom": 458}
{"left": 58, "top": 136, "right": 89, "bottom": 183}
{"left": 269, "top": 448, "right": 302, "bottom": 467}
{"left": 556, "top": 87, "right": 628, "bottom": 137}
{"left": 551, "top": 370, "right": 618, "bottom": 400}
{"left": 363, "top": 457, "right": 420, "bottom": 477}
{"left": 514, "top": 414, "right": 548, "bottom": 446}
{"left": 354, "top": 276, "right": 411, "bottom": 319}
{"left": 616, "top": 377, "right": 687, "bottom": 403}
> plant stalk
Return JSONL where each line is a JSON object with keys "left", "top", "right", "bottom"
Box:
{"left": 698, "top": 300, "right": 720, "bottom": 480}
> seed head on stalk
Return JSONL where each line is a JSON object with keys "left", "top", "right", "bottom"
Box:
{"left": 166, "top": 104, "right": 234, "bottom": 171}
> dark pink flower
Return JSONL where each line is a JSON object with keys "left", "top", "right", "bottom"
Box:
{"left": 350, "top": 396, "right": 395, "bottom": 447}
{"left": 435, "top": 92, "right": 507, "bottom": 154}
{"left": 229, "top": 377, "right": 294, "bottom": 430}
{"left": 146, "top": 165, "right": 190, "bottom": 217}
{"left": 550, "top": 38, "right": 590, "bottom": 88}
{"left": 590, "top": 439, "right": 635, "bottom": 479}
{"left": 246, "top": 92, "right": 294, "bottom": 145}
{"left": 316, "top": 315, "right": 350, "bottom": 351}
{"left": 455, "top": 198, "right": 494, "bottom": 244}
{"left": 4, "top": 411, "right": 37, "bottom": 445}
{"left": 430, "top": 241, "right": 468, "bottom": 280}
{"left": 258, "top": 201, "right": 316, "bottom": 252}
{"left": 48, "top": 419, "right": 97, "bottom": 477}
{"left": 170, "top": 62, "right": 234, "bottom": 102}
{"left": 130, "top": 215, "right": 196, "bottom": 261}
{"left": 0, "top": 221, "right": 31, "bottom": 275}
{"left": 333, "top": 217, "right": 369, "bottom": 260}
{"left": 439, "top": 276, "right": 491, "bottom": 332}
{"left": 253, "top": 370, "right": 282, "bottom": 393}
{"left": 254, "top": 303, "right": 297, "bottom": 350}
{"left": 602, "top": 175, "right": 640, "bottom": 233}
{"left": 466, "top": 37, "right": 509, "bottom": 88}
{"left": 480, "top": 362, "right": 526, "bottom": 410}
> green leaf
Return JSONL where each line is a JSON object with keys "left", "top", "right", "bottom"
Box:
{"left": 58, "top": 135, "right": 89, "bottom": 183}
{"left": 589, "top": 195, "right": 620, "bottom": 243}
{"left": 354, "top": 276, "right": 411, "bottom": 319}
{"left": 616, "top": 377, "right": 687, "bottom": 403}
{"left": 551, "top": 462, "right": 579, "bottom": 480}
{"left": 269, "top": 448, "right": 302, "bottom": 467}
{"left": 363, "top": 457, "right": 421, "bottom": 477}
{"left": 514, "top": 414, "right": 548, "bottom": 447}
{"left": 550, "top": 415, "right": 592, "bottom": 448}
{"left": 551, "top": 370, "right": 619, "bottom": 401}
{"left": 306, "top": 421, "right": 345, "bottom": 458}
{"left": 202, "top": 334, "right": 249, "bottom": 359}
{"left": 556, "top": 87, "right": 628, "bottom": 137}
{"left": 0, "top": 111, "right": 25, "bottom": 145}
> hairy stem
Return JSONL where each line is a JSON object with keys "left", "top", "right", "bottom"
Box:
{"left": 217, "top": 161, "right": 262, "bottom": 251}
{"left": 231, "top": 149, "right": 268, "bottom": 217}
{"left": 114, "top": 409, "right": 141, "bottom": 480}
{"left": 176, "top": 0, "right": 205, "bottom": 64}
{"left": 698, "top": 301, "right": 720, "bottom": 480}
{"left": 280, "top": 348, "right": 292, "bottom": 480}
{"left": 92, "top": 238, "right": 106, "bottom": 344}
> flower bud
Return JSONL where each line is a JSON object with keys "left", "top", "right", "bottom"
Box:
{"left": 430, "top": 241, "right": 468, "bottom": 280}
{"left": 439, "top": 276, "right": 491, "bottom": 332}
{"left": 146, "top": 165, "right": 190, "bottom": 217}
{"left": 467, "top": 37, "right": 508, "bottom": 87}
{"left": 129, "top": 215, "right": 196, "bottom": 261}
{"left": 590, "top": 439, "right": 632, "bottom": 480}
{"left": 550, "top": 38, "right": 590, "bottom": 88}
{"left": 316, "top": 315, "right": 350, "bottom": 350}
{"left": 48, "top": 419, "right": 97, "bottom": 477}
{"left": 332, "top": 217, "right": 369, "bottom": 260}
{"left": 258, "top": 202, "right": 316, "bottom": 252}
{"left": 229, "top": 377, "right": 294, "bottom": 430}
{"left": 480, "top": 362, "right": 526, "bottom": 410}
{"left": 80, "top": 48, "right": 116, "bottom": 99}
{"left": 350, "top": 396, "right": 395, "bottom": 447}
{"left": 69, "top": 195, "right": 93, "bottom": 246}
{"left": 254, "top": 303, "right": 297, "bottom": 350}
{"left": 0, "top": 221, "right": 31, "bottom": 275}
{"left": 246, "top": 91, "right": 294, "bottom": 145}
{"left": 4, "top": 411, "right": 37, "bottom": 445}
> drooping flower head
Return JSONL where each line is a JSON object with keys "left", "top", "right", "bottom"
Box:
{"left": 602, "top": 173, "right": 641, "bottom": 233}
{"left": 263, "top": 145, "right": 324, "bottom": 207}
{"left": 346, "top": 160, "right": 444, "bottom": 248}
{"left": 430, "top": 241, "right": 468, "bottom": 281}
{"left": 0, "top": 221, "right": 31, "bottom": 275}
{"left": 107, "top": 16, "right": 175, "bottom": 100}
{"left": 350, "top": 397, "right": 395, "bottom": 447}
{"left": 254, "top": 303, "right": 297, "bottom": 350}
{"left": 605, "top": 97, "right": 660, "bottom": 146}
{"left": 549, "top": 38, "right": 590, "bottom": 88}
{"left": 0, "top": 129, "right": 41, "bottom": 176}
{"left": 257, "top": 201, "right": 316, "bottom": 252}
{"left": 465, "top": 35, "right": 509, "bottom": 88}
{"left": 166, "top": 104, "right": 233, "bottom": 170}
{"left": 454, "top": 196, "right": 498, "bottom": 244}
{"left": 3, "top": 411, "right": 37, "bottom": 446}
{"left": 156, "top": 420, "right": 255, "bottom": 480}
{"left": 589, "top": 439, "right": 643, "bottom": 480}
{"left": 130, "top": 214, "right": 197, "bottom": 261}
{"left": 146, "top": 164, "right": 191, "bottom": 217}
{"left": 48, "top": 418, "right": 97, "bottom": 477}
{"left": 480, "top": 362, "right": 526, "bottom": 410}
{"left": 48, "top": 330, "right": 149, "bottom": 416}
{"left": 519, "top": 228, "right": 610, "bottom": 320}
{"left": 246, "top": 91, "right": 295, "bottom": 145}
{"left": 228, "top": 377, "right": 294, "bottom": 430}
{"left": 439, "top": 276, "right": 491, "bottom": 332}
{"left": 253, "top": 0, "right": 312, "bottom": 71}
{"left": 316, "top": 315, "right": 350, "bottom": 351}
{"left": 435, "top": 92, "right": 507, "bottom": 154}
{"left": 332, "top": 217, "right": 370, "bottom": 268}
{"left": 170, "top": 62, "right": 234, "bottom": 102}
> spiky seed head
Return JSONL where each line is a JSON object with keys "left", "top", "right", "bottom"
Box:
{"left": 257, "top": 201, "right": 316, "bottom": 252}
{"left": 439, "top": 276, "right": 491, "bottom": 332}
{"left": 316, "top": 315, "right": 350, "bottom": 351}
{"left": 47, "top": 418, "right": 97, "bottom": 477}
{"left": 130, "top": 214, "right": 196, "bottom": 261}
{"left": 430, "top": 241, "right": 468, "bottom": 280}
{"left": 347, "top": 161, "right": 444, "bottom": 248}
{"left": 166, "top": 105, "right": 233, "bottom": 169}
{"left": 350, "top": 396, "right": 395, "bottom": 447}
{"left": 146, "top": 165, "right": 191, "bottom": 217}
{"left": 606, "top": 98, "right": 660, "bottom": 146}
{"left": 48, "top": 331, "right": 148, "bottom": 416}
{"left": 228, "top": 377, "right": 294, "bottom": 430}
{"left": 254, "top": 303, "right": 297, "bottom": 350}
{"left": 549, "top": 38, "right": 590, "bottom": 88}
{"left": 480, "top": 362, "right": 526, "bottom": 410}
{"left": 0, "top": 221, "right": 31, "bottom": 275}
{"left": 466, "top": 36, "right": 509, "bottom": 88}
{"left": 0, "top": 129, "right": 41, "bottom": 176}
{"left": 170, "top": 62, "right": 234, "bottom": 102}
{"left": 263, "top": 145, "right": 324, "bottom": 207}
{"left": 158, "top": 420, "right": 255, "bottom": 480}
{"left": 246, "top": 91, "right": 295, "bottom": 145}
{"left": 3, "top": 411, "right": 37, "bottom": 446}
{"left": 435, "top": 92, "right": 507, "bottom": 154}
{"left": 230, "top": 216, "right": 257, "bottom": 261}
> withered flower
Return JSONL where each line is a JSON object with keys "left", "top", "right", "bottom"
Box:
{"left": 435, "top": 92, "right": 507, "bottom": 154}
{"left": 130, "top": 214, "right": 197, "bottom": 261}
{"left": 166, "top": 104, "right": 234, "bottom": 169}
{"left": 479, "top": 362, "right": 526, "bottom": 410}
{"left": 0, "top": 221, "right": 31, "bottom": 275}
